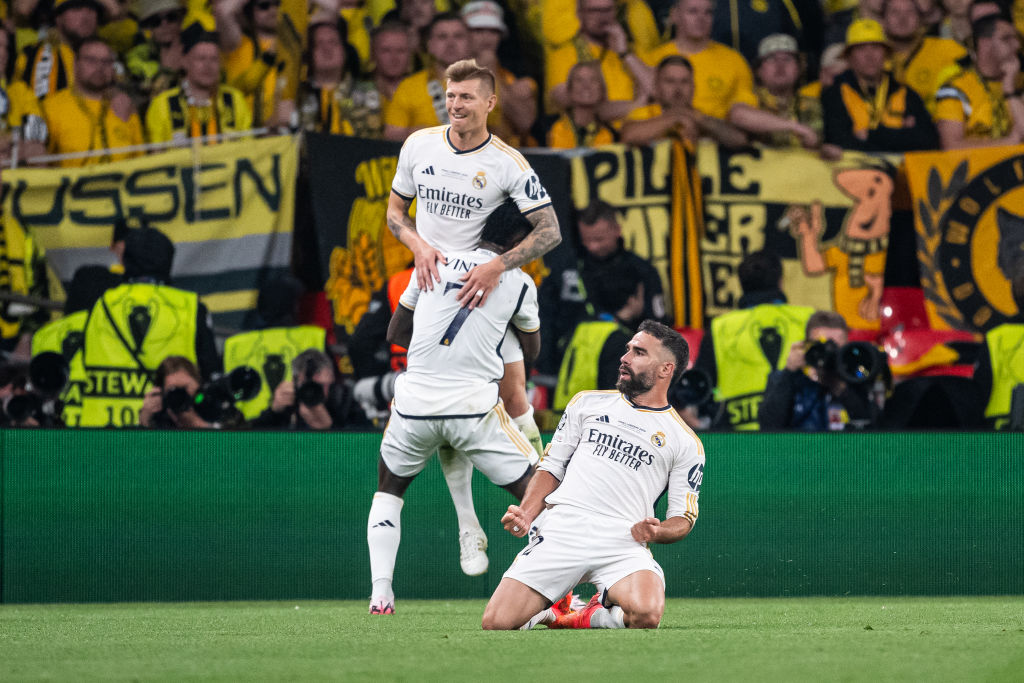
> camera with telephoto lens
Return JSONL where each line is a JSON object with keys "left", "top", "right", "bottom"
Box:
{"left": 804, "top": 340, "right": 885, "bottom": 385}
{"left": 164, "top": 366, "right": 261, "bottom": 423}
{"left": 4, "top": 352, "right": 70, "bottom": 426}
{"left": 675, "top": 368, "right": 713, "bottom": 406}
{"left": 295, "top": 358, "right": 330, "bottom": 407}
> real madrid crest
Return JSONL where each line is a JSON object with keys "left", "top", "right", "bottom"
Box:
{"left": 650, "top": 431, "right": 666, "bottom": 448}
{"left": 472, "top": 171, "right": 487, "bottom": 190}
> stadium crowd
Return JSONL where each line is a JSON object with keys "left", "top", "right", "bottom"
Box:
{"left": 0, "top": 0, "right": 1022, "bottom": 430}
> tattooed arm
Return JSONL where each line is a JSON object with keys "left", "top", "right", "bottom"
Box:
{"left": 386, "top": 190, "right": 445, "bottom": 290}
{"left": 456, "top": 204, "right": 561, "bottom": 308}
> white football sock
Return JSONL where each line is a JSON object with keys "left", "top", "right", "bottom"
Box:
{"left": 438, "top": 446, "right": 482, "bottom": 533}
{"left": 367, "top": 491, "right": 404, "bottom": 598}
{"left": 511, "top": 405, "right": 544, "bottom": 463}
{"left": 589, "top": 605, "right": 626, "bottom": 629}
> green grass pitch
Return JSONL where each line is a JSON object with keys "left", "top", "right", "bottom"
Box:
{"left": 1, "top": 597, "right": 1022, "bottom": 681}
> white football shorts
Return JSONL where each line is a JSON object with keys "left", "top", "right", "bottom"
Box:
{"left": 502, "top": 504, "right": 665, "bottom": 602}
{"left": 380, "top": 401, "right": 534, "bottom": 485}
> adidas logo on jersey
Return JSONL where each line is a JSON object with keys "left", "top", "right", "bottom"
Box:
{"left": 596, "top": 415, "right": 610, "bottom": 423}
{"left": 372, "top": 520, "right": 396, "bottom": 528}
{"left": 421, "top": 166, "right": 435, "bottom": 175}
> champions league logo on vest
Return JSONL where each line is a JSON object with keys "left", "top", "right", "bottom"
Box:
{"left": 416, "top": 184, "right": 485, "bottom": 219}
{"left": 585, "top": 428, "right": 655, "bottom": 471}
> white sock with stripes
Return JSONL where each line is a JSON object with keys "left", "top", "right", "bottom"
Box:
{"left": 367, "top": 491, "right": 403, "bottom": 599}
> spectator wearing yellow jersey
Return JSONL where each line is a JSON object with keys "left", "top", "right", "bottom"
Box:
{"left": 145, "top": 26, "right": 252, "bottom": 144}
{"left": 547, "top": 61, "right": 618, "bottom": 148}
{"left": 882, "top": 0, "right": 967, "bottom": 111}
{"left": 14, "top": 0, "right": 101, "bottom": 100}
{"left": 41, "top": 37, "right": 144, "bottom": 167}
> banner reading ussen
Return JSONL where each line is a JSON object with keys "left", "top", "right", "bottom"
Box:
{"left": 905, "top": 145, "right": 1024, "bottom": 332}
{"left": 2, "top": 135, "right": 299, "bottom": 329}
{"left": 698, "top": 142, "right": 898, "bottom": 331}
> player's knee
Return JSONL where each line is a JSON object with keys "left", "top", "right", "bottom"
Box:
{"left": 480, "top": 609, "right": 517, "bottom": 631}
{"left": 625, "top": 608, "right": 662, "bottom": 629}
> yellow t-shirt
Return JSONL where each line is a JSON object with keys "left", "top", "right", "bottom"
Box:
{"left": 545, "top": 35, "right": 636, "bottom": 112}
{"left": 641, "top": 41, "right": 757, "bottom": 119}
{"left": 41, "top": 88, "right": 144, "bottom": 167}
{"left": 934, "top": 68, "right": 1011, "bottom": 140}
{"left": 145, "top": 84, "right": 253, "bottom": 143}
{"left": 547, "top": 112, "right": 616, "bottom": 148}
{"left": 340, "top": 7, "right": 372, "bottom": 69}
{"left": 383, "top": 69, "right": 448, "bottom": 131}
{"left": 889, "top": 36, "right": 966, "bottom": 113}
{"left": 540, "top": 0, "right": 660, "bottom": 52}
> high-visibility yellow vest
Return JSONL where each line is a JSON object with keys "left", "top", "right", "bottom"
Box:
{"left": 80, "top": 283, "right": 198, "bottom": 428}
{"left": 711, "top": 303, "right": 814, "bottom": 430}
{"left": 223, "top": 325, "right": 327, "bottom": 419}
{"left": 554, "top": 319, "right": 628, "bottom": 411}
{"left": 983, "top": 323, "right": 1024, "bottom": 430}
{"left": 31, "top": 310, "right": 88, "bottom": 427}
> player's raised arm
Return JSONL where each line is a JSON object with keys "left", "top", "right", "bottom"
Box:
{"left": 456, "top": 205, "right": 561, "bottom": 308}
{"left": 386, "top": 191, "right": 446, "bottom": 291}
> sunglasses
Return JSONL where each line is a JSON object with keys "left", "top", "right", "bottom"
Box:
{"left": 254, "top": 0, "right": 280, "bottom": 9}
{"left": 140, "top": 9, "right": 184, "bottom": 28}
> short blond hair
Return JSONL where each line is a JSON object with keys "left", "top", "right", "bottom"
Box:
{"left": 445, "top": 58, "right": 496, "bottom": 94}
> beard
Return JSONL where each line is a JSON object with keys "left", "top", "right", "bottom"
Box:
{"left": 616, "top": 365, "right": 655, "bottom": 399}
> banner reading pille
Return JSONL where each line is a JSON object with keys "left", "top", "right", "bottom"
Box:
{"left": 2, "top": 135, "right": 298, "bottom": 330}
{"left": 698, "top": 142, "right": 898, "bottom": 331}
{"left": 306, "top": 133, "right": 575, "bottom": 335}
{"left": 905, "top": 145, "right": 1024, "bottom": 333}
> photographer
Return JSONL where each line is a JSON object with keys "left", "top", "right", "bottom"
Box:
{"left": 759, "top": 311, "right": 881, "bottom": 431}
{"left": 251, "top": 350, "right": 339, "bottom": 430}
{"left": 139, "top": 356, "right": 215, "bottom": 429}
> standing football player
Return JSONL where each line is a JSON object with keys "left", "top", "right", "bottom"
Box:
{"left": 382, "top": 58, "right": 561, "bottom": 579}
{"left": 481, "top": 321, "right": 705, "bottom": 630}
{"left": 367, "top": 207, "right": 541, "bottom": 615}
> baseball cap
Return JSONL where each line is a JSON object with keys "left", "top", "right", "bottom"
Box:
{"left": 54, "top": 0, "right": 102, "bottom": 15}
{"left": 757, "top": 34, "right": 799, "bottom": 61}
{"left": 460, "top": 0, "right": 507, "bottom": 35}
{"left": 845, "top": 19, "right": 889, "bottom": 51}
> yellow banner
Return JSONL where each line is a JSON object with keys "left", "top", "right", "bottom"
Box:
{"left": 570, "top": 140, "right": 703, "bottom": 328}
{"left": 2, "top": 135, "right": 299, "bottom": 328}
{"left": 905, "top": 145, "right": 1024, "bottom": 332}
{"left": 698, "top": 142, "right": 898, "bottom": 330}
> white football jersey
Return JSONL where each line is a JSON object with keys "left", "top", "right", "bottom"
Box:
{"left": 391, "top": 126, "right": 552, "bottom": 253}
{"left": 543, "top": 390, "right": 704, "bottom": 527}
{"left": 393, "top": 248, "right": 540, "bottom": 417}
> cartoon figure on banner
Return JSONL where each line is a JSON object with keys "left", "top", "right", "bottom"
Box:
{"left": 784, "top": 167, "right": 893, "bottom": 330}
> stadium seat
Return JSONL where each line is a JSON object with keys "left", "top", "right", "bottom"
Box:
{"left": 879, "top": 287, "right": 929, "bottom": 334}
